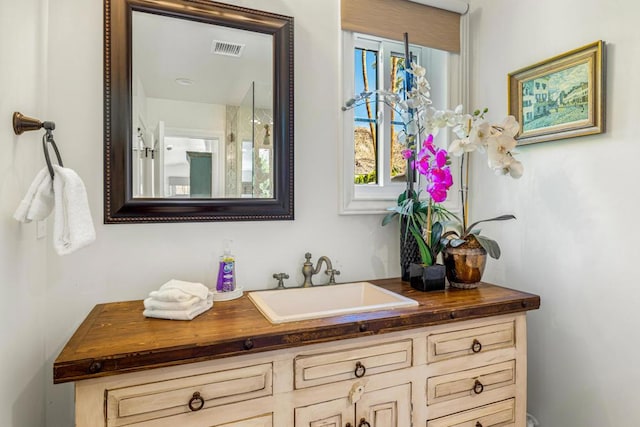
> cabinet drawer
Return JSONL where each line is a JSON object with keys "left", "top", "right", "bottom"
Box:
{"left": 427, "top": 321, "right": 515, "bottom": 363}
{"left": 427, "top": 398, "right": 515, "bottom": 427}
{"left": 216, "top": 413, "right": 273, "bottom": 427}
{"left": 106, "top": 363, "right": 272, "bottom": 426}
{"left": 427, "top": 360, "right": 515, "bottom": 406}
{"left": 294, "top": 340, "right": 412, "bottom": 389}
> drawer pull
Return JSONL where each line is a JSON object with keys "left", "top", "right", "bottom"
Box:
{"left": 88, "top": 361, "right": 102, "bottom": 374}
{"left": 188, "top": 392, "right": 205, "bottom": 412}
{"left": 475, "top": 422, "right": 483, "bottom": 427}
{"left": 354, "top": 361, "right": 366, "bottom": 378}
{"left": 473, "top": 379, "right": 484, "bottom": 394}
{"left": 471, "top": 339, "right": 482, "bottom": 353}
{"left": 358, "top": 418, "right": 371, "bottom": 427}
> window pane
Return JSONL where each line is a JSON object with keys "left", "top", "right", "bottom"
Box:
{"left": 354, "top": 47, "right": 378, "bottom": 184}
{"left": 389, "top": 54, "right": 407, "bottom": 180}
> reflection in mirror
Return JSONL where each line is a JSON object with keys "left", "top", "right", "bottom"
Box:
{"left": 131, "top": 11, "right": 273, "bottom": 199}
{"left": 104, "top": 0, "right": 293, "bottom": 222}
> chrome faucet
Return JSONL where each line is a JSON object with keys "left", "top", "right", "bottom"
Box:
{"left": 301, "top": 252, "right": 340, "bottom": 287}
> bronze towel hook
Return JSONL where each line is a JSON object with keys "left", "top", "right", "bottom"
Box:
{"left": 13, "top": 112, "right": 63, "bottom": 179}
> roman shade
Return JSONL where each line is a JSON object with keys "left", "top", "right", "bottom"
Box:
{"left": 341, "top": 0, "right": 465, "bottom": 53}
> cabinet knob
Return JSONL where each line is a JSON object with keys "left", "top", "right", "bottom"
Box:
{"left": 358, "top": 418, "right": 371, "bottom": 427}
{"left": 188, "top": 391, "right": 205, "bottom": 411}
{"left": 354, "top": 361, "right": 366, "bottom": 378}
{"left": 88, "top": 361, "right": 102, "bottom": 374}
{"left": 243, "top": 338, "right": 254, "bottom": 350}
{"left": 475, "top": 422, "right": 483, "bottom": 427}
{"left": 471, "top": 338, "right": 482, "bottom": 353}
{"left": 345, "top": 424, "right": 352, "bottom": 427}
{"left": 473, "top": 379, "right": 484, "bottom": 394}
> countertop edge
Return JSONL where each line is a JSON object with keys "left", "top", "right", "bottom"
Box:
{"left": 53, "top": 281, "right": 540, "bottom": 384}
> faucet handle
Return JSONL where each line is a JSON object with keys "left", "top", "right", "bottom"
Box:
{"left": 273, "top": 273, "right": 290, "bottom": 289}
{"left": 304, "top": 252, "right": 312, "bottom": 262}
{"left": 326, "top": 269, "right": 341, "bottom": 285}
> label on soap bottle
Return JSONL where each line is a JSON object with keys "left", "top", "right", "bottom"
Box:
{"left": 216, "top": 257, "right": 235, "bottom": 292}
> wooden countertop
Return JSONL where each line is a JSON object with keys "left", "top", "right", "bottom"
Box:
{"left": 53, "top": 279, "right": 540, "bottom": 384}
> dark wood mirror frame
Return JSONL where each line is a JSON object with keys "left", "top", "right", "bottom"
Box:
{"left": 104, "top": 0, "right": 294, "bottom": 223}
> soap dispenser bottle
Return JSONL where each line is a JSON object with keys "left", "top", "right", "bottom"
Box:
{"left": 216, "top": 241, "right": 236, "bottom": 292}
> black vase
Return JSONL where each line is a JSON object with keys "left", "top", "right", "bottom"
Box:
{"left": 400, "top": 217, "right": 421, "bottom": 281}
{"left": 409, "top": 263, "right": 446, "bottom": 292}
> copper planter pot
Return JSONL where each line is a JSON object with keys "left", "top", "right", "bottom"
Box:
{"left": 443, "top": 244, "right": 487, "bottom": 289}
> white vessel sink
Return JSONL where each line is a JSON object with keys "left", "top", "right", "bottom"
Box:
{"left": 248, "top": 281, "right": 419, "bottom": 324}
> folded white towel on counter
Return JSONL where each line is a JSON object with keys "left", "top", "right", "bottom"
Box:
{"left": 13, "top": 167, "right": 54, "bottom": 223}
{"left": 143, "top": 280, "right": 213, "bottom": 320}
{"left": 143, "top": 292, "right": 213, "bottom": 320}
{"left": 52, "top": 165, "right": 96, "bottom": 255}
{"left": 149, "top": 288, "right": 194, "bottom": 302}
{"left": 144, "top": 295, "right": 200, "bottom": 311}
{"left": 143, "top": 299, "right": 213, "bottom": 321}
{"left": 151, "top": 279, "right": 210, "bottom": 301}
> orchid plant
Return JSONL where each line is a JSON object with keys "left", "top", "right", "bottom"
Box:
{"left": 443, "top": 109, "right": 523, "bottom": 258}
{"left": 382, "top": 135, "right": 456, "bottom": 266}
{"left": 345, "top": 57, "right": 524, "bottom": 265}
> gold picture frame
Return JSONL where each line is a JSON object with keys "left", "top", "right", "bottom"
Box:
{"left": 508, "top": 41, "right": 605, "bottom": 145}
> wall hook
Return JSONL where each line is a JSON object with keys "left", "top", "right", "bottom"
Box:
{"left": 12, "top": 112, "right": 63, "bottom": 179}
{"left": 13, "top": 112, "right": 55, "bottom": 135}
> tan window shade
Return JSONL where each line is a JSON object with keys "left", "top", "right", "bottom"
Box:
{"left": 341, "top": 0, "right": 461, "bottom": 53}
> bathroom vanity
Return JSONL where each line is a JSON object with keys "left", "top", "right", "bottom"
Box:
{"left": 54, "top": 279, "right": 539, "bottom": 426}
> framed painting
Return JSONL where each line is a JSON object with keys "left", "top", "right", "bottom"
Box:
{"left": 508, "top": 41, "right": 605, "bottom": 145}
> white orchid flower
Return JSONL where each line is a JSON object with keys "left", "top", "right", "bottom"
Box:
{"left": 469, "top": 121, "right": 492, "bottom": 146}
{"left": 499, "top": 115, "right": 520, "bottom": 137}
{"left": 411, "top": 63, "right": 426, "bottom": 77}
{"left": 432, "top": 110, "right": 451, "bottom": 129}
{"left": 406, "top": 120, "right": 419, "bottom": 136}
{"left": 487, "top": 133, "right": 518, "bottom": 170}
{"left": 507, "top": 158, "right": 524, "bottom": 178}
{"left": 449, "top": 137, "right": 478, "bottom": 157}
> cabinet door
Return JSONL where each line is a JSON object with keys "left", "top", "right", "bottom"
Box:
{"left": 295, "top": 397, "right": 353, "bottom": 427}
{"left": 355, "top": 383, "right": 411, "bottom": 427}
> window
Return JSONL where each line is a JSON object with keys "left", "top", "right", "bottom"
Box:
{"left": 352, "top": 38, "right": 417, "bottom": 187}
{"left": 341, "top": 32, "right": 460, "bottom": 214}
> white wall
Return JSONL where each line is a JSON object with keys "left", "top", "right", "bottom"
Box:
{"left": 146, "top": 98, "right": 227, "bottom": 133}
{"left": 14, "top": 0, "right": 636, "bottom": 425}
{"left": 0, "top": 0, "right": 49, "bottom": 425}
{"left": 469, "top": 1, "right": 640, "bottom": 425}
{"left": 36, "top": 0, "right": 397, "bottom": 425}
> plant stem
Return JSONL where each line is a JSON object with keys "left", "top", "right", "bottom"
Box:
{"left": 425, "top": 200, "right": 432, "bottom": 246}
{"left": 460, "top": 152, "right": 469, "bottom": 231}
{"left": 464, "top": 152, "right": 470, "bottom": 229}
{"left": 403, "top": 32, "right": 415, "bottom": 194}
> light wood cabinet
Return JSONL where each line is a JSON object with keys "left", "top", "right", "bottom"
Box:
{"left": 74, "top": 313, "right": 529, "bottom": 426}
{"left": 295, "top": 383, "right": 411, "bottom": 427}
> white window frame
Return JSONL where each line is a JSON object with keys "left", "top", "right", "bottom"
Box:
{"left": 339, "top": 18, "right": 469, "bottom": 215}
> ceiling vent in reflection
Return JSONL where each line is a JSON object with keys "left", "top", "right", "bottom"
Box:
{"left": 211, "top": 40, "right": 245, "bottom": 57}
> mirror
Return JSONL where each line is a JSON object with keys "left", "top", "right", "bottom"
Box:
{"left": 105, "top": 0, "right": 294, "bottom": 222}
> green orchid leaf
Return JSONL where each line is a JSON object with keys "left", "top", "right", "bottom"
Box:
{"left": 431, "top": 221, "right": 443, "bottom": 241}
{"left": 430, "top": 222, "right": 443, "bottom": 246}
{"left": 442, "top": 220, "right": 463, "bottom": 236}
{"left": 449, "top": 238, "right": 467, "bottom": 247}
{"left": 441, "top": 230, "right": 460, "bottom": 240}
{"left": 409, "top": 224, "right": 433, "bottom": 265}
{"left": 464, "top": 214, "right": 516, "bottom": 237}
{"left": 381, "top": 212, "right": 397, "bottom": 226}
{"left": 474, "top": 235, "right": 502, "bottom": 259}
{"left": 430, "top": 222, "right": 445, "bottom": 259}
